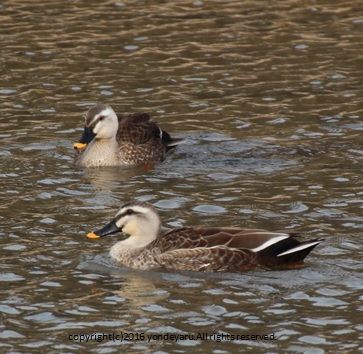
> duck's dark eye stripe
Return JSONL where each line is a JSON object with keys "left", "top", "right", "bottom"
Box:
{"left": 87, "top": 115, "right": 106, "bottom": 128}
{"left": 116, "top": 209, "right": 138, "bottom": 220}
{"left": 87, "top": 120, "right": 98, "bottom": 130}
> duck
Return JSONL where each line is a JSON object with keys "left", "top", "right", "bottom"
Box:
{"left": 86, "top": 201, "right": 322, "bottom": 272}
{"left": 74, "top": 104, "right": 184, "bottom": 167}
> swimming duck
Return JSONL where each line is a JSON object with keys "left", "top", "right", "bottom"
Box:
{"left": 74, "top": 104, "right": 183, "bottom": 167}
{"left": 87, "top": 201, "right": 322, "bottom": 272}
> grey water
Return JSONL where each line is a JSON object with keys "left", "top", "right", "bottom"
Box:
{"left": 1, "top": 1, "right": 362, "bottom": 353}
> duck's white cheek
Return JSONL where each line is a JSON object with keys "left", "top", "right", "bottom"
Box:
{"left": 92, "top": 122, "right": 101, "bottom": 135}
{"left": 122, "top": 222, "right": 137, "bottom": 236}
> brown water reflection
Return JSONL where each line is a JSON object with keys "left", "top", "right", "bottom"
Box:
{"left": 1, "top": 0, "right": 362, "bottom": 353}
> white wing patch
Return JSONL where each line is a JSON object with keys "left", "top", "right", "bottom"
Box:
{"left": 251, "top": 234, "right": 290, "bottom": 253}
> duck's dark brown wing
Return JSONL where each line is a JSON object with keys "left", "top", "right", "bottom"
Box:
{"left": 117, "top": 112, "right": 150, "bottom": 124}
{"left": 116, "top": 113, "right": 161, "bottom": 145}
{"left": 151, "top": 226, "right": 321, "bottom": 268}
{"left": 152, "top": 226, "right": 291, "bottom": 251}
{"left": 116, "top": 112, "right": 184, "bottom": 149}
{"left": 156, "top": 247, "right": 257, "bottom": 272}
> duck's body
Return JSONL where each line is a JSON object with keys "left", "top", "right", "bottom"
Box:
{"left": 74, "top": 104, "right": 183, "bottom": 167}
{"left": 87, "top": 201, "right": 322, "bottom": 272}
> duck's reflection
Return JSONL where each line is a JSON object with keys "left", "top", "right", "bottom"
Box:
{"left": 82, "top": 165, "right": 148, "bottom": 192}
{"left": 79, "top": 254, "right": 168, "bottom": 308}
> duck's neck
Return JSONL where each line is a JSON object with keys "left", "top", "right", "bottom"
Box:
{"left": 109, "top": 234, "right": 154, "bottom": 261}
{"left": 109, "top": 221, "right": 160, "bottom": 258}
{"left": 91, "top": 137, "right": 118, "bottom": 151}
{"left": 118, "top": 234, "right": 155, "bottom": 249}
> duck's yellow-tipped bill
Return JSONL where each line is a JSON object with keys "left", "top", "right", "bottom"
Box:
{"left": 87, "top": 232, "right": 101, "bottom": 239}
{"left": 73, "top": 142, "right": 88, "bottom": 150}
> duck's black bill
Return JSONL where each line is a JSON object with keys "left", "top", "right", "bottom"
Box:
{"left": 74, "top": 126, "right": 96, "bottom": 150}
{"left": 87, "top": 220, "right": 121, "bottom": 239}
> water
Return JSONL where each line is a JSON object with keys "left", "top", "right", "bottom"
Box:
{"left": 1, "top": 0, "right": 362, "bottom": 352}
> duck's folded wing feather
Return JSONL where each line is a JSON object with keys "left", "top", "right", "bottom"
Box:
{"left": 117, "top": 113, "right": 162, "bottom": 145}
{"left": 154, "top": 226, "right": 296, "bottom": 252}
{"left": 156, "top": 247, "right": 257, "bottom": 272}
{"left": 117, "top": 112, "right": 151, "bottom": 124}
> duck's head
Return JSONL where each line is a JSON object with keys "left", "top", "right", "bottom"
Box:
{"left": 74, "top": 104, "right": 119, "bottom": 150}
{"left": 87, "top": 201, "right": 162, "bottom": 245}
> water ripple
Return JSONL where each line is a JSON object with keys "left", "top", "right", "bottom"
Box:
{"left": 1, "top": 0, "right": 363, "bottom": 353}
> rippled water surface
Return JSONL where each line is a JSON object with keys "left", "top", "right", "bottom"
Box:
{"left": 1, "top": 0, "right": 363, "bottom": 353}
